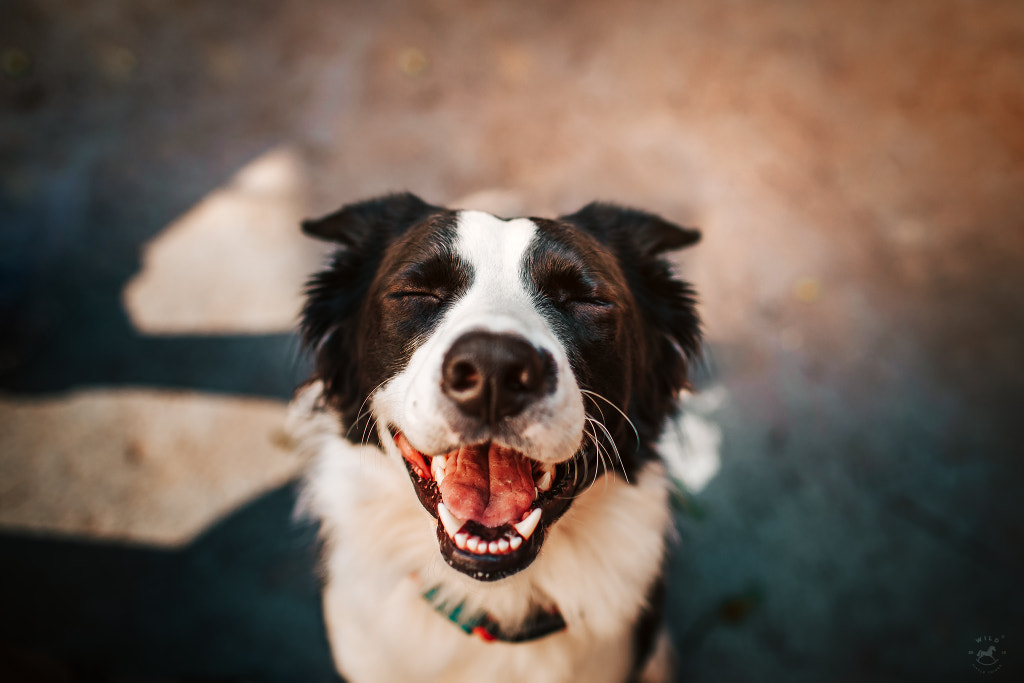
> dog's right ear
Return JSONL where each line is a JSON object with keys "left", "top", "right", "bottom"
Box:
{"left": 300, "top": 193, "right": 441, "bottom": 427}
{"left": 301, "top": 192, "right": 439, "bottom": 249}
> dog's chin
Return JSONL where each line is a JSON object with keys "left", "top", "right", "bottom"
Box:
{"left": 392, "top": 429, "right": 577, "bottom": 582}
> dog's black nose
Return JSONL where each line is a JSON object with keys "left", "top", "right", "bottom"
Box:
{"left": 441, "top": 331, "right": 554, "bottom": 424}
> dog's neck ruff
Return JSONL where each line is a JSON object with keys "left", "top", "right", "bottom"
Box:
{"left": 421, "top": 582, "right": 567, "bottom": 643}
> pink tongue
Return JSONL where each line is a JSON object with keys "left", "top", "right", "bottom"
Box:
{"left": 438, "top": 443, "right": 536, "bottom": 528}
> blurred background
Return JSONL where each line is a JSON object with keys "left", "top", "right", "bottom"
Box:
{"left": 1, "top": 0, "right": 1022, "bottom": 681}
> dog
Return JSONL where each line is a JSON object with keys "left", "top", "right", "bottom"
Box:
{"left": 288, "top": 193, "right": 701, "bottom": 683}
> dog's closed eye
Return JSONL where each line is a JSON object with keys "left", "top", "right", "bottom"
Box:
{"left": 387, "top": 289, "right": 445, "bottom": 302}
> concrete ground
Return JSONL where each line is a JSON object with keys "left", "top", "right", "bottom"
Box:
{"left": 2, "top": 0, "right": 1023, "bottom": 681}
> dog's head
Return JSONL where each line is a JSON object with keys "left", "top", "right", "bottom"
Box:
{"left": 301, "top": 193, "right": 700, "bottom": 581}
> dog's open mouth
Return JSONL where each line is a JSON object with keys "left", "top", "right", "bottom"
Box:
{"left": 393, "top": 431, "right": 575, "bottom": 581}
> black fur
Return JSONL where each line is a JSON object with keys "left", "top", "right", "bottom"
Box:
{"left": 629, "top": 575, "right": 667, "bottom": 680}
{"left": 300, "top": 193, "right": 457, "bottom": 431}
{"left": 557, "top": 203, "right": 702, "bottom": 476}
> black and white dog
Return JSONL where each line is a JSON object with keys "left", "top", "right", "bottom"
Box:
{"left": 289, "top": 193, "right": 701, "bottom": 683}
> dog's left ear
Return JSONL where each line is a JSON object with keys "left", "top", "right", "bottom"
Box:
{"left": 561, "top": 202, "right": 702, "bottom": 438}
{"left": 559, "top": 202, "right": 701, "bottom": 256}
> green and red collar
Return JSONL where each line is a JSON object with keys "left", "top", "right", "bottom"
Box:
{"left": 421, "top": 584, "right": 566, "bottom": 643}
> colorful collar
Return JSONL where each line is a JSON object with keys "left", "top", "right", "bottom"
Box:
{"left": 421, "top": 584, "right": 567, "bottom": 643}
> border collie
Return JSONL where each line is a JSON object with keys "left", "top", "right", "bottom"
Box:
{"left": 288, "top": 193, "right": 701, "bottom": 683}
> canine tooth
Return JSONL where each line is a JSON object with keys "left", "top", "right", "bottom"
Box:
{"left": 437, "top": 503, "right": 465, "bottom": 538}
{"left": 431, "top": 456, "right": 446, "bottom": 483}
{"left": 498, "top": 538, "right": 510, "bottom": 553}
{"left": 509, "top": 535, "right": 523, "bottom": 551}
{"left": 535, "top": 470, "right": 553, "bottom": 492}
{"left": 513, "top": 508, "right": 542, "bottom": 540}
{"left": 454, "top": 532, "right": 468, "bottom": 550}
{"left": 488, "top": 541, "right": 500, "bottom": 554}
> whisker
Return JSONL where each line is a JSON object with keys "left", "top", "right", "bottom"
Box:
{"left": 580, "top": 389, "right": 640, "bottom": 451}
{"left": 345, "top": 378, "right": 390, "bottom": 439}
{"left": 572, "top": 432, "right": 597, "bottom": 499}
{"left": 585, "top": 416, "right": 630, "bottom": 485}
{"left": 584, "top": 421, "right": 610, "bottom": 477}
{"left": 362, "top": 416, "right": 381, "bottom": 447}
{"left": 581, "top": 392, "right": 608, "bottom": 423}
{"left": 574, "top": 423, "right": 608, "bottom": 497}
{"left": 579, "top": 431, "right": 596, "bottom": 492}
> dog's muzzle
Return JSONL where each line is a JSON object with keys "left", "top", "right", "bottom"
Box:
{"left": 394, "top": 332, "right": 577, "bottom": 581}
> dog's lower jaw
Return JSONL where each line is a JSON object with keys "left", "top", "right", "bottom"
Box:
{"left": 295, "top": 397, "right": 674, "bottom": 683}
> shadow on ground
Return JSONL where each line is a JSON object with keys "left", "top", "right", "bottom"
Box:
{"left": 0, "top": 485, "right": 339, "bottom": 683}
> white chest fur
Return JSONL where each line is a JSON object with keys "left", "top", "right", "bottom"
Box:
{"left": 289, "top": 386, "right": 674, "bottom": 683}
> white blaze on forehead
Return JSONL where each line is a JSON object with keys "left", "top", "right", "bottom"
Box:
{"left": 444, "top": 211, "right": 552, "bottom": 346}
{"left": 374, "top": 208, "right": 584, "bottom": 464}
{"left": 453, "top": 210, "right": 537, "bottom": 295}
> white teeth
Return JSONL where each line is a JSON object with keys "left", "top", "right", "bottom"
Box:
{"left": 455, "top": 530, "right": 525, "bottom": 555}
{"left": 513, "top": 508, "right": 542, "bottom": 540}
{"left": 437, "top": 503, "right": 465, "bottom": 538}
{"left": 535, "top": 470, "right": 553, "bottom": 492}
{"left": 444, "top": 510, "right": 539, "bottom": 555}
{"left": 431, "top": 456, "right": 446, "bottom": 484}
